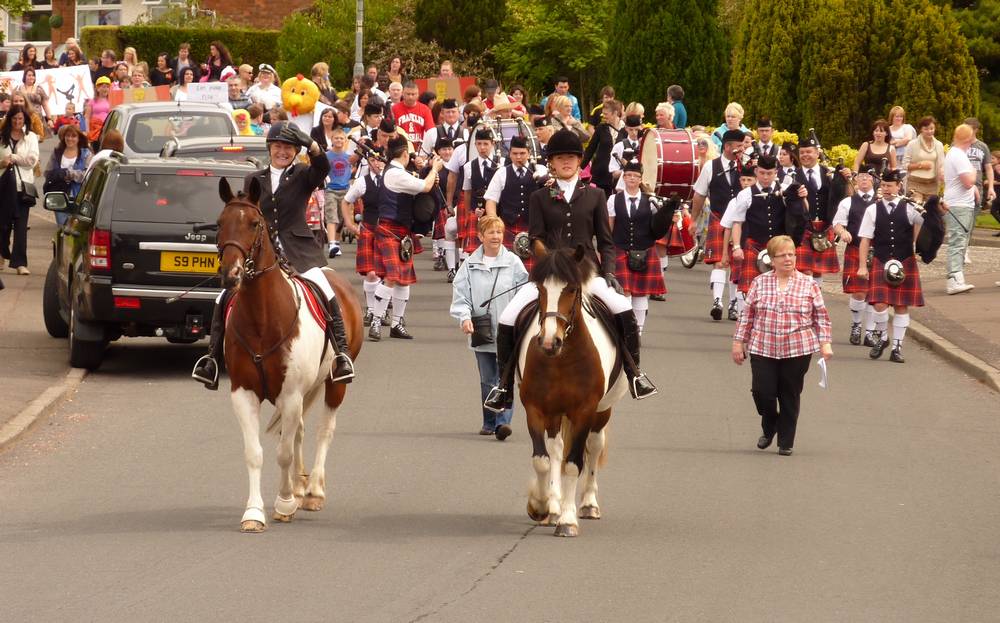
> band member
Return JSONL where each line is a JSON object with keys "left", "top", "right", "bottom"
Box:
{"left": 721, "top": 155, "right": 807, "bottom": 306}
{"left": 795, "top": 137, "right": 847, "bottom": 285}
{"left": 421, "top": 98, "right": 464, "bottom": 158}
{"left": 428, "top": 137, "right": 460, "bottom": 278}
{"left": 752, "top": 117, "right": 778, "bottom": 160}
{"left": 461, "top": 128, "right": 505, "bottom": 256}
{"left": 607, "top": 161, "right": 667, "bottom": 333}
{"left": 368, "top": 136, "right": 444, "bottom": 341}
{"left": 192, "top": 122, "right": 354, "bottom": 389}
{"left": 484, "top": 129, "right": 658, "bottom": 412}
{"left": 608, "top": 114, "right": 644, "bottom": 183}
{"left": 483, "top": 135, "right": 547, "bottom": 271}
{"left": 534, "top": 114, "right": 553, "bottom": 163}
{"left": 340, "top": 148, "right": 386, "bottom": 324}
{"left": 689, "top": 129, "right": 745, "bottom": 320}
{"left": 443, "top": 103, "right": 484, "bottom": 232}
{"left": 777, "top": 141, "right": 799, "bottom": 186}
{"left": 832, "top": 168, "right": 876, "bottom": 345}
{"left": 582, "top": 98, "right": 623, "bottom": 197}
{"left": 856, "top": 169, "right": 924, "bottom": 363}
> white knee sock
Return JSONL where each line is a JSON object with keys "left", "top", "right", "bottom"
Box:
{"left": 874, "top": 308, "right": 889, "bottom": 333}
{"left": 362, "top": 279, "right": 380, "bottom": 312}
{"left": 432, "top": 239, "right": 441, "bottom": 255}
{"left": 373, "top": 283, "right": 393, "bottom": 320}
{"left": 892, "top": 312, "right": 909, "bottom": 346}
{"left": 391, "top": 285, "right": 410, "bottom": 327}
{"left": 848, "top": 297, "right": 866, "bottom": 324}
{"left": 728, "top": 276, "right": 739, "bottom": 304}
{"left": 659, "top": 256, "right": 669, "bottom": 272}
{"left": 442, "top": 240, "right": 457, "bottom": 270}
{"left": 631, "top": 296, "right": 649, "bottom": 330}
{"left": 710, "top": 268, "right": 725, "bottom": 300}
{"left": 736, "top": 291, "right": 747, "bottom": 315}
{"left": 864, "top": 304, "right": 876, "bottom": 331}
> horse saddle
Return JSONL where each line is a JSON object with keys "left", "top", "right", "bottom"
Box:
{"left": 291, "top": 276, "right": 328, "bottom": 331}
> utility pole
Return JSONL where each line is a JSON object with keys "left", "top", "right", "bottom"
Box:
{"left": 353, "top": 0, "right": 364, "bottom": 77}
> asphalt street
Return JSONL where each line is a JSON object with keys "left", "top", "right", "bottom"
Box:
{"left": 2, "top": 233, "right": 1000, "bottom": 621}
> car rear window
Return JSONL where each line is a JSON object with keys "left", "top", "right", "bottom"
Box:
{"left": 126, "top": 112, "right": 235, "bottom": 154}
{"left": 178, "top": 147, "right": 270, "bottom": 165}
{"left": 112, "top": 171, "right": 249, "bottom": 224}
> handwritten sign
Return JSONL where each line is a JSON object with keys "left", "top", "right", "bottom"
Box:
{"left": 186, "top": 82, "right": 229, "bottom": 104}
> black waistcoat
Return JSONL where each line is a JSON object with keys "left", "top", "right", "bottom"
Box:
{"left": 361, "top": 173, "right": 381, "bottom": 226}
{"left": 611, "top": 192, "right": 655, "bottom": 250}
{"left": 742, "top": 186, "right": 786, "bottom": 245}
{"left": 872, "top": 200, "right": 914, "bottom": 262}
{"left": 708, "top": 157, "right": 740, "bottom": 217}
{"left": 498, "top": 164, "right": 539, "bottom": 226}
{"left": 846, "top": 193, "right": 872, "bottom": 247}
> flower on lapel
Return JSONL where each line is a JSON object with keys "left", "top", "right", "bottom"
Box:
{"left": 549, "top": 186, "right": 565, "bottom": 203}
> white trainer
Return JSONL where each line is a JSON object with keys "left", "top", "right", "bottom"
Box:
{"left": 946, "top": 274, "right": 973, "bottom": 295}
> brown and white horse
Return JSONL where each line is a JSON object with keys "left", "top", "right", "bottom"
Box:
{"left": 216, "top": 178, "right": 362, "bottom": 532}
{"left": 518, "top": 245, "right": 628, "bottom": 537}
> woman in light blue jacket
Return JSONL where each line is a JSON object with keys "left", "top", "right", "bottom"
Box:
{"left": 450, "top": 215, "right": 528, "bottom": 441}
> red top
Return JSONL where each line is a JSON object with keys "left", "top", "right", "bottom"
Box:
{"left": 391, "top": 101, "right": 435, "bottom": 142}
{"left": 734, "top": 270, "right": 832, "bottom": 359}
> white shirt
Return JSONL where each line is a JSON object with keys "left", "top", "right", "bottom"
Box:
{"left": 832, "top": 191, "right": 875, "bottom": 227}
{"left": 349, "top": 86, "right": 388, "bottom": 120}
{"left": 606, "top": 190, "right": 642, "bottom": 218}
{"left": 462, "top": 156, "right": 504, "bottom": 191}
{"left": 555, "top": 175, "right": 579, "bottom": 203}
{"left": 483, "top": 163, "right": 548, "bottom": 203}
{"left": 608, "top": 136, "right": 641, "bottom": 175}
{"left": 382, "top": 161, "right": 426, "bottom": 196}
{"left": 692, "top": 154, "right": 736, "bottom": 196}
{"left": 269, "top": 165, "right": 288, "bottom": 192}
{"left": 858, "top": 198, "right": 924, "bottom": 240}
{"left": 246, "top": 83, "right": 282, "bottom": 109}
{"left": 719, "top": 185, "right": 755, "bottom": 229}
{"left": 943, "top": 145, "right": 975, "bottom": 206}
{"left": 446, "top": 142, "right": 469, "bottom": 174}
{"left": 801, "top": 164, "right": 823, "bottom": 188}
{"left": 420, "top": 123, "right": 466, "bottom": 156}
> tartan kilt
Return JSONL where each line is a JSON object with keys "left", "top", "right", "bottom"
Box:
{"left": 797, "top": 229, "right": 841, "bottom": 275}
{"left": 703, "top": 212, "right": 728, "bottom": 264}
{"left": 868, "top": 256, "right": 923, "bottom": 307}
{"left": 615, "top": 247, "right": 667, "bottom": 296}
{"left": 413, "top": 236, "right": 424, "bottom": 255}
{"left": 457, "top": 197, "right": 480, "bottom": 254}
{"left": 432, "top": 205, "right": 448, "bottom": 239}
{"left": 355, "top": 226, "right": 377, "bottom": 276}
{"left": 503, "top": 219, "right": 534, "bottom": 273}
{"left": 375, "top": 219, "right": 417, "bottom": 285}
{"left": 737, "top": 239, "right": 765, "bottom": 294}
{"left": 841, "top": 245, "right": 869, "bottom": 294}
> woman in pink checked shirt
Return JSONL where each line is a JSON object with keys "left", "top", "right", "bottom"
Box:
{"left": 732, "top": 235, "right": 833, "bottom": 456}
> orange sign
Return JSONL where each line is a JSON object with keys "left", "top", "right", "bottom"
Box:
{"left": 108, "top": 85, "right": 172, "bottom": 107}
{"left": 414, "top": 77, "right": 477, "bottom": 102}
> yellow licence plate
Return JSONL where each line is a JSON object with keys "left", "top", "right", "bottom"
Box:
{"left": 160, "top": 252, "right": 218, "bottom": 274}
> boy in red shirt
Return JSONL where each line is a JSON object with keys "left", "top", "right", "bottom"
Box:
{"left": 391, "top": 81, "right": 434, "bottom": 153}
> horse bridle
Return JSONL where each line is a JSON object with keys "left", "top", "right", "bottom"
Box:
{"left": 539, "top": 286, "right": 582, "bottom": 337}
{"left": 217, "top": 203, "right": 280, "bottom": 281}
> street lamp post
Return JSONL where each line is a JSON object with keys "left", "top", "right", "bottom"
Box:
{"left": 353, "top": 0, "right": 364, "bottom": 77}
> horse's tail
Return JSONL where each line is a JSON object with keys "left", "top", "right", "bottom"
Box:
{"left": 560, "top": 416, "right": 573, "bottom": 466}
{"left": 265, "top": 410, "right": 282, "bottom": 435}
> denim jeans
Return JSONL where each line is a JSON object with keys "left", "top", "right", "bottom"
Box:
{"left": 945, "top": 204, "right": 975, "bottom": 276}
{"left": 475, "top": 351, "right": 512, "bottom": 430}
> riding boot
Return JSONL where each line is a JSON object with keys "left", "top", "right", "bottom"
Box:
{"left": 484, "top": 324, "right": 517, "bottom": 413}
{"left": 192, "top": 290, "right": 230, "bottom": 390}
{"left": 324, "top": 295, "right": 355, "bottom": 383}
{"left": 615, "top": 311, "right": 658, "bottom": 400}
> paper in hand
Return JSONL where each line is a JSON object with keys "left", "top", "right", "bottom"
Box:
{"left": 817, "top": 358, "right": 829, "bottom": 389}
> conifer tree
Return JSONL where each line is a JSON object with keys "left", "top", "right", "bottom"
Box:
{"left": 414, "top": 0, "right": 508, "bottom": 57}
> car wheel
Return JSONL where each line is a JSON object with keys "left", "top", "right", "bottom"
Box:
{"left": 69, "top": 303, "right": 106, "bottom": 370}
{"left": 43, "top": 261, "right": 69, "bottom": 338}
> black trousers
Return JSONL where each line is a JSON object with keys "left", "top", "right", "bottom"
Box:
{"left": 749, "top": 353, "right": 812, "bottom": 449}
{"left": 0, "top": 207, "right": 29, "bottom": 268}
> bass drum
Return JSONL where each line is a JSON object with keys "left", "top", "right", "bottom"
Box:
{"left": 495, "top": 118, "right": 541, "bottom": 163}
{"left": 639, "top": 128, "right": 698, "bottom": 200}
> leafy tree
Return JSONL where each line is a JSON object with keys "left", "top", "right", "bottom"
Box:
{"left": 414, "top": 0, "right": 508, "bottom": 58}
{"left": 607, "top": 0, "right": 729, "bottom": 124}
{"left": 953, "top": 0, "right": 1000, "bottom": 141}
{"left": 494, "top": 0, "right": 609, "bottom": 105}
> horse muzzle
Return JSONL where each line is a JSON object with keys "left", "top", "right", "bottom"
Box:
{"left": 537, "top": 334, "right": 564, "bottom": 357}
{"left": 221, "top": 262, "right": 244, "bottom": 289}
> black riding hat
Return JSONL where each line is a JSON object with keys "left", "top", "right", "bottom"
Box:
{"left": 546, "top": 129, "right": 584, "bottom": 157}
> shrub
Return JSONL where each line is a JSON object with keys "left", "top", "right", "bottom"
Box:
{"left": 81, "top": 25, "right": 278, "bottom": 69}
{"left": 415, "top": 0, "right": 508, "bottom": 59}
{"left": 80, "top": 26, "right": 124, "bottom": 60}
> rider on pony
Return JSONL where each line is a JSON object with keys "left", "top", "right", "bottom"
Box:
{"left": 192, "top": 122, "right": 355, "bottom": 389}
{"left": 484, "top": 129, "right": 658, "bottom": 413}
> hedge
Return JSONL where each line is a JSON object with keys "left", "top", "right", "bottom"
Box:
{"left": 81, "top": 25, "right": 279, "bottom": 69}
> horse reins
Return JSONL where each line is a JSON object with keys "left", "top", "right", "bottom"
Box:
{"left": 217, "top": 204, "right": 281, "bottom": 281}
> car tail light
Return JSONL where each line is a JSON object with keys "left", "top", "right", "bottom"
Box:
{"left": 88, "top": 229, "right": 111, "bottom": 271}
{"left": 220, "top": 146, "right": 245, "bottom": 152}
{"left": 114, "top": 297, "right": 141, "bottom": 309}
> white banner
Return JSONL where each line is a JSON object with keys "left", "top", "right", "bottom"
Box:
{"left": 186, "top": 82, "right": 229, "bottom": 104}
{"left": 0, "top": 65, "right": 94, "bottom": 115}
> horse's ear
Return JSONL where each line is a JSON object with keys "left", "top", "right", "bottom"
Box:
{"left": 533, "top": 239, "right": 548, "bottom": 259}
{"left": 219, "top": 177, "right": 234, "bottom": 204}
{"left": 573, "top": 244, "right": 586, "bottom": 262}
{"left": 247, "top": 176, "right": 262, "bottom": 205}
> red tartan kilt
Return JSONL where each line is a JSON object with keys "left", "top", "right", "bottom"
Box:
{"left": 432, "top": 206, "right": 448, "bottom": 239}
{"left": 797, "top": 229, "right": 840, "bottom": 275}
{"left": 456, "top": 196, "right": 479, "bottom": 254}
{"left": 737, "top": 239, "right": 764, "bottom": 293}
{"left": 841, "top": 245, "right": 869, "bottom": 294}
{"left": 703, "top": 213, "right": 728, "bottom": 264}
{"left": 503, "top": 221, "right": 534, "bottom": 273}
{"left": 355, "top": 227, "right": 377, "bottom": 276}
{"left": 615, "top": 247, "right": 667, "bottom": 296}
{"left": 375, "top": 220, "right": 417, "bottom": 285}
{"left": 868, "top": 256, "right": 923, "bottom": 307}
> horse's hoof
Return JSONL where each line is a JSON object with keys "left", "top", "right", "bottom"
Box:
{"left": 272, "top": 511, "right": 295, "bottom": 523}
{"left": 527, "top": 501, "right": 547, "bottom": 523}
{"left": 301, "top": 495, "right": 325, "bottom": 512}
{"left": 240, "top": 520, "right": 266, "bottom": 533}
{"left": 554, "top": 524, "right": 579, "bottom": 537}
{"left": 579, "top": 505, "right": 601, "bottom": 520}
{"left": 541, "top": 513, "right": 558, "bottom": 527}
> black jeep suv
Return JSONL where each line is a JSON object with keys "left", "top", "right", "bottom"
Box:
{"left": 42, "top": 154, "right": 258, "bottom": 369}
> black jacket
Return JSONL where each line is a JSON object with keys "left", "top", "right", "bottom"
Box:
{"left": 244, "top": 150, "right": 331, "bottom": 273}
{"left": 528, "top": 181, "right": 616, "bottom": 275}
{"left": 582, "top": 123, "right": 618, "bottom": 187}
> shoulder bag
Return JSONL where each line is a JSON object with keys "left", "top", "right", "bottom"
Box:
{"left": 469, "top": 268, "right": 501, "bottom": 347}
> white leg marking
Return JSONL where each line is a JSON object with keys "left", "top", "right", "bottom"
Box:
{"left": 558, "top": 461, "right": 580, "bottom": 528}
{"left": 579, "top": 430, "right": 605, "bottom": 511}
{"left": 231, "top": 388, "right": 265, "bottom": 525}
{"left": 307, "top": 401, "right": 340, "bottom": 500}
{"left": 544, "top": 433, "right": 564, "bottom": 518}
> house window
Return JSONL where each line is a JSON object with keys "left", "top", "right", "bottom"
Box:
{"left": 75, "top": 0, "right": 122, "bottom": 36}
{"left": 6, "top": 0, "right": 52, "bottom": 43}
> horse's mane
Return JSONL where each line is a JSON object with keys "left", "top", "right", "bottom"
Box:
{"left": 529, "top": 247, "right": 595, "bottom": 287}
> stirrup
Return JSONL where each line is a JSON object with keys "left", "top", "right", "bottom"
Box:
{"left": 330, "top": 353, "right": 355, "bottom": 383}
{"left": 192, "top": 354, "right": 219, "bottom": 390}
{"left": 483, "top": 386, "right": 510, "bottom": 413}
{"left": 630, "top": 373, "right": 658, "bottom": 400}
